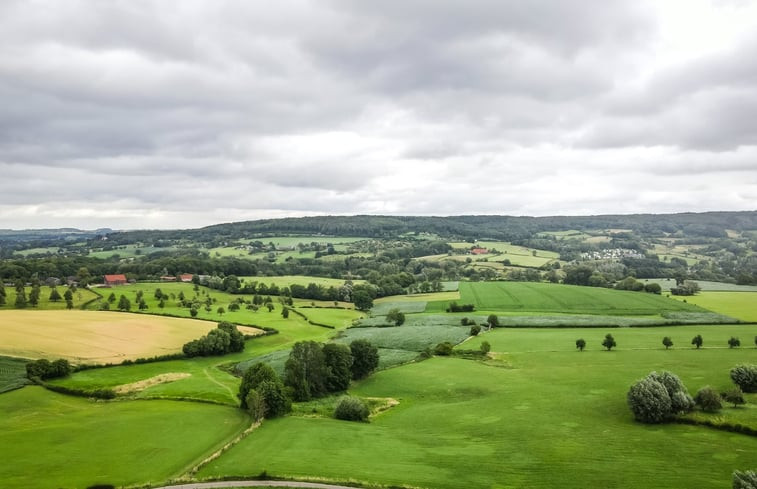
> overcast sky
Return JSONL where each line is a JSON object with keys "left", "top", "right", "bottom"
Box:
{"left": 1, "top": 0, "right": 756, "bottom": 230}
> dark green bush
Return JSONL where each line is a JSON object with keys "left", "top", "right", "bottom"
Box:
{"left": 334, "top": 396, "right": 369, "bottom": 422}
{"left": 731, "top": 365, "right": 757, "bottom": 393}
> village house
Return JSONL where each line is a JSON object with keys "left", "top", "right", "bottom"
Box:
{"left": 471, "top": 247, "right": 489, "bottom": 255}
{"left": 179, "top": 274, "right": 194, "bottom": 282}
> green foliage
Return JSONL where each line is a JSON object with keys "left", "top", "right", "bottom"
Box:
{"left": 257, "top": 380, "right": 291, "bottom": 418}
{"left": 350, "top": 339, "right": 379, "bottom": 380}
{"left": 576, "top": 338, "right": 586, "bottom": 351}
{"left": 733, "top": 470, "right": 757, "bottom": 489}
{"left": 728, "top": 336, "right": 741, "bottom": 348}
{"left": 480, "top": 341, "right": 491, "bottom": 354}
{"left": 323, "top": 343, "right": 353, "bottom": 393}
{"left": 486, "top": 314, "right": 499, "bottom": 329}
{"left": 434, "top": 342, "right": 454, "bottom": 356}
{"left": 602, "top": 333, "right": 616, "bottom": 351}
{"left": 662, "top": 336, "right": 673, "bottom": 349}
{"left": 285, "top": 341, "right": 327, "bottom": 401}
{"left": 723, "top": 388, "right": 746, "bottom": 408}
{"left": 29, "top": 285, "right": 40, "bottom": 306}
{"left": 386, "top": 308, "right": 406, "bottom": 326}
{"left": 117, "top": 295, "right": 131, "bottom": 311}
{"left": 469, "top": 324, "right": 481, "bottom": 336}
{"left": 644, "top": 283, "right": 662, "bottom": 294}
{"left": 183, "top": 322, "right": 244, "bottom": 358}
{"left": 0, "top": 356, "right": 31, "bottom": 393}
{"left": 695, "top": 386, "right": 722, "bottom": 412}
{"left": 627, "top": 371, "right": 693, "bottom": 423}
{"left": 334, "top": 396, "right": 369, "bottom": 422}
{"left": 730, "top": 365, "right": 757, "bottom": 393}
{"left": 25, "top": 358, "right": 71, "bottom": 380}
{"left": 353, "top": 289, "right": 374, "bottom": 311}
{"left": 238, "top": 362, "right": 279, "bottom": 408}
{"left": 692, "top": 334, "right": 703, "bottom": 349}
{"left": 628, "top": 375, "right": 672, "bottom": 423}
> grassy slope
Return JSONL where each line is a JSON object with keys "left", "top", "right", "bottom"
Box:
{"left": 670, "top": 291, "right": 757, "bottom": 322}
{"left": 0, "top": 286, "right": 99, "bottom": 310}
{"left": 0, "top": 386, "right": 249, "bottom": 489}
{"left": 199, "top": 339, "right": 757, "bottom": 489}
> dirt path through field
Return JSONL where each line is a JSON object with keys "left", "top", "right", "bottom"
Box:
{"left": 153, "top": 481, "right": 363, "bottom": 489}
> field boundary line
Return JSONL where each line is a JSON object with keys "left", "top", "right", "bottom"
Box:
{"left": 180, "top": 419, "right": 262, "bottom": 479}
{"left": 150, "top": 480, "right": 371, "bottom": 489}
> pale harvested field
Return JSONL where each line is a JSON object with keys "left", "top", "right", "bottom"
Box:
{"left": 0, "top": 311, "right": 262, "bottom": 363}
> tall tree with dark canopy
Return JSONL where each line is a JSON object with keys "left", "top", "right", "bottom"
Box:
{"left": 323, "top": 343, "right": 353, "bottom": 392}
{"left": 350, "top": 339, "right": 379, "bottom": 380}
{"left": 284, "top": 341, "right": 327, "bottom": 401}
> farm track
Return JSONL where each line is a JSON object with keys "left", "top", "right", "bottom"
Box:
{"left": 153, "top": 480, "right": 363, "bottom": 489}
{"left": 203, "top": 367, "right": 236, "bottom": 403}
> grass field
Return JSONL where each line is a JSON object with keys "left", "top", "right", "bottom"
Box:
{"left": 238, "top": 275, "right": 365, "bottom": 288}
{"left": 670, "top": 291, "right": 757, "bottom": 322}
{"left": 448, "top": 240, "right": 560, "bottom": 267}
{"left": 198, "top": 348, "right": 757, "bottom": 489}
{"left": 0, "top": 310, "right": 228, "bottom": 363}
{"left": 651, "top": 278, "right": 757, "bottom": 293}
{"left": 0, "top": 286, "right": 100, "bottom": 310}
{"left": 0, "top": 387, "right": 249, "bottom": 489}
{"left": 437, "top": 281, "right": 712, "bottom": 316}
{"left": 0, "top": 356, "right": 30, "bottom": 393}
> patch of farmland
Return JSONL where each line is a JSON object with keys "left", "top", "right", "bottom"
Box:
{"left": 0, "top": 310, "right": 225, "bottom": 363}
{"left": 669, "top": 291, "right": 757, "bottom": 322}
{"left": 0, "top": 286, "right": 100, "bottom": 311}
{"left": 456, "top": 281, "right": 706, "bottom": 316}
{"left": 337, "top": 315, "right": 471, "bottom": 353}
{"left": 0, "top": 356, "right": 30, "bottom": 394}
{"left": 651, "top": 278, "right": 757, "bottom": 292}
{"left": 371, "top": 301, "right": 428, "bottom": 316}
{"left": 239, "top": 275, "right": 363, "bottom": 288}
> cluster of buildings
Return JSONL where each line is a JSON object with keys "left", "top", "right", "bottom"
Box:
{"left": 580, "top": 248, "right": 644, "bottom": 261}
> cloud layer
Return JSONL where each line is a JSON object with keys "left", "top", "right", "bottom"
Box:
{"left": 1, "top": 0, "right": 756, "bottom": 229}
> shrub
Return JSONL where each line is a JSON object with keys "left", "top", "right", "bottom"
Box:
{"left": 627, "top": 371, "right": 693, "bottom": 423}
{"left": 26, "top": 358, "right": 71, "bottom": 380}
{"left": 730, "top": 365, "right": 757, "bottom": 393}
{"left": 662, "top": 337, "right": 673, "bottom": 349}
{"left": 334, "top": 396, "right": 369, "bottom": 422}
{"left": 576, "top": 338, "right": 586, "bottom": 351}
{"left": 695, "top": 386, "right": 722, "bottom": 412}
{"left": 729, "top": 337, "right": 742, "bottom": 349}
{"left": 733, "top": 469, "right": 757, "bottom": 489}
{"left": 469, "top": 325, "right": 481, "bottom": 336}
{"left": 627, "top": 376, "right": 672, "bottom": 423}
{"left": 480, "top": 341, "right": 491, "bottom": 354}
{"left": 434, "top": 342, "right": 454, "bottom": 356}
{"left": 386, "top": 308, "right": 405, "bottom": 326}
{"left": 692, "top": 334, "right": 703, "bottom": 349}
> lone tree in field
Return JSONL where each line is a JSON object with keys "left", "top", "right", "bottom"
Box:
{"left": 48, "top": 287, "right": 62, "bottom": 302}
{"left": 350, "top": 339, "right": 379, "bottom": 380}
{"left": 386, "top": 308, "right": 405, "bottom": 326}
{"left": 662, "top": 337, "right": 673, "bottom": 350}
{"left": 480, "top": 341, "right": 491, "bottom": 354}
{"left": 691, "top": 334, "right": 703, "bottom": 349}
{"left": 602, "top": 333, "right": 617, "bottom": 351}
{"left": 486, "top": 314, "right": 499, "bottom": 330}
{"left": 730, "top": 365, "right": 757, "bottom": 393}
{"left": 728, "top": 337, "right": 741, "bottom": 349}
{"left": 576, "top": 339, "right": 586, "bottom": 351}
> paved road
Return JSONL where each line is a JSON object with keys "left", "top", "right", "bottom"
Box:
{"left": 153, "top": 481, "right": 362, "bottom": 489}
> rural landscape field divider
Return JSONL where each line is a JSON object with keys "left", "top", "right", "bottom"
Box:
{"left": 290, "top": 307, "right": 336, "bottom": 329}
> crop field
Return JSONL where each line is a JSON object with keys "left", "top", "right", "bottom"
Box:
{"left": 440, "top": 281, "right": 711, "bottom": 316}
{"left": 0, "top": 286, "right": 100, "bottom": 310}
{"left": 198, "top": 347, "right": 757, "bottom": 489}
{"left": 0, "top": 387, "right": 249, "bottom": 489}
{"left": 652, "top": 278, "right": 757, "bottom": 293}
{"left": 0, "top": 310, "right": 226, "bottom": 363}
{"left": 0, "top": 356, "right": 30, "bottom": 393}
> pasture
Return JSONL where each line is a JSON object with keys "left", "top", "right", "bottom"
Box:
{"left": 238, "top": 274, "right": 364, "bottom": 288}
{"left": 0, "top": 285, "right": 100, "bottom": 310}
{"left": 0, "top": 387, "right": 249, "bottom": 489}
{"left": 0, "top": 310, "right": 229, "bottom": 363}
{"left": 198, "top": 346, "right": 757, "bottom": 489}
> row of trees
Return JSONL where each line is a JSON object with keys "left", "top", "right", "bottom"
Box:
{"left": 0, "top": 282, "right": 76, "bottom": 309}
{"left": 237, "top": 339, "right": 379, "bottom": 421}
{"left": 575, "top": 334, "right": 757, "bottom": 351}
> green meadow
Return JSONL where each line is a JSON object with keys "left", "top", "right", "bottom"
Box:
{"left": 670, "top": 291, "right": 757, "bottom": 322}
{"left": 0, "top": 356, "right": 30, "bottom": 393}
{"left": 0, "top": 285, "right": 100, "bottom": 310}
{"left": 0, "top": 387, "right": 249, "bottom": 489}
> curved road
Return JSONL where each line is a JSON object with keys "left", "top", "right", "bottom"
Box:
{"left": 153, "top": 481, "right": 362, "bottom": 489}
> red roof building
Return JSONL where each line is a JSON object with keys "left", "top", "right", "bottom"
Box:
{"left": 471, "top": 247, "right": 489, "bottom": 255}
{"left": 104, "top": 274, "right": 127, "bottom": 286}
{"left": 179, "top": 274, "right": 194, "bottom": 282}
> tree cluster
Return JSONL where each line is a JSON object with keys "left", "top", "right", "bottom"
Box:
{"left": 182, "top": 321, "right": 245, "bottom": 357}
{"left": 627, "top": 371, "right": 695, "bottom": 423}
{"left": 26, "top": 358, "right": 72, "bottom": 380}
